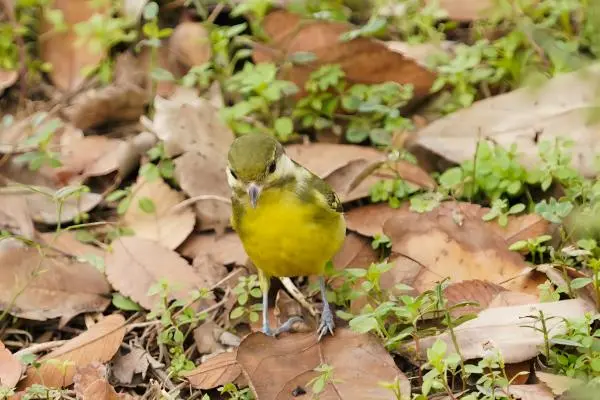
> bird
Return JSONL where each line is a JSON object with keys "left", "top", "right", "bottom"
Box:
{"left": 226, "top": 134, "right": 346, "bottom": 340}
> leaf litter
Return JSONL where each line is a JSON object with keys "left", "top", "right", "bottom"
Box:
{"left": 1, "top": 2, "right": 600, "bottom": 399}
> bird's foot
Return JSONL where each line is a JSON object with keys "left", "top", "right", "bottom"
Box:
{"left": 317, "top": 304, "right": 335, "bottom": 341}
{"left": 261, "top": 316, "right": 303, "bottom": 337}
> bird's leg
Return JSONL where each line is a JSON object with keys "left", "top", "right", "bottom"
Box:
{"left": 258, "top": 271, "right": 301, "bottom": 337}
{"left": 317, "top": 276, "right": 335, "bottom": 341}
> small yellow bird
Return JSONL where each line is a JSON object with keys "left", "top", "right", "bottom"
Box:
{"left": 226, "top": 134, "right": 346, "bottom": 339}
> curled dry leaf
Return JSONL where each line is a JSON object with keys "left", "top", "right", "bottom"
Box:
{"left": 253, "top": 10, "right": 436, "bottom": 102}
{"left": 383, "top": 201, "right": 545, "bottom": 295}
{"left": 178, "top": 232, "right": 247, "bottom": 266}
{"left": 19, "top": 314, "right": 126, "bottom": 389}
{"left": 0, "top": 340, "right": 22, "bottom": 389}
{"left": 64, "top": 52, "right": 149, "bottom": 130}
{"left": 0, "top": 69, "right": 17, "bottom": 95}
{"left": 111, "top": 346, "right": 151, "bottom": 385}
{"left": 169, "top": 22, "right": 211, "bottom": 68}
{"left": 184, "top": 351, "right": 242, "bottom": 390}
{"left": 286, "top": 142, "right": 435, "bottom": 202}
{"left": 105, "top": 236, "right": 213, "bottom": 310}
{"left": 0, "top": 247, "right": 110, "bottom": 321}
{"left": 40, "top": 0, "right": 109, "bottom": 91}
{"left": 123, "top": 176, "right": 195, "bottom": 250}
{"left": 237, "top": 328, "right": 410, "bottom": 400}
{"left": 415, "top": 63, "right": 600, "bottom": 178}
{"left": 404, "top": 298, "right": 594, "bottom": 363}
{"left": 73, "top": 363, "right": 134, "bottom": 400}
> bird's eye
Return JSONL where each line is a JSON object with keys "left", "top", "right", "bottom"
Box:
{"left": 267, "top": 161, "right": 277, "bottom": 174}
{"left": 229, "top": 169, "right": 238, "bottom": 180}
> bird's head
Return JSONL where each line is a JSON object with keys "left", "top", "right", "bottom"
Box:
{"left": 226, "top": 134, "right": 294, "bottom": 208}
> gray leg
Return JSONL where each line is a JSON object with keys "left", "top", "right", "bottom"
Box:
{"left": 317, "top": 276, "right": 335, "bottom": 340}
{"left": 259, "top": 270, "right": 301, "bottom": 336}
{"left": 261, "top": 283, "right": 273, "bottom": 336}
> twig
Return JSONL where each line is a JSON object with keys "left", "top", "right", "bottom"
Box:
{"left": 168, "top": 195, "right": 231, "bottom": 214}
{"left": 14, "top": 340, "right": 68, "bottom": 357}
{"left": 279, "top": 277, "right": 318, "bottom": 317}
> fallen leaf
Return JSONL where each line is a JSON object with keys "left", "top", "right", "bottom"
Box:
{"left": 19, "top": 314, "right": 126, "bottom": 389}
{"left": 254, "top": 10, "right": 436, "bottom": 102}
{"left": 0, "top": 69, "right": 17, "bottom": 95}
{"left": 152, "top": 86, "right": 233, "bottom": 158}
{"left": 0, "top": 194, "right": 34, "bottom": 239}
{"left": 383, "top": 201, "right": 545, "bottom": 295}
{"left": 506, "top": 384, "right": 554, "bottom": 400}
{"left": 111, "top": 347, "right": 151, "bottom": 385}
{"left": 385, "top": 41, "right": 456, "bottom": 66}
{"left": 236, "top": 328, "right": 410, "bottom": 400}
{"left": 415, "top": 63, "right": 600, "bottom": 178}
{"left": 535, "top": 371, "right": 583, "bottom": 395}
{"left": 123, "top": 175, "right": 195, "bottom": 250}
{"left": 73, "top": 362, "right": 134, "bottom": 400}
{"left": 21, "top": 185, "right": 102, "bottom": 225}
{"left": 286, "top": 142, "right": 435, "bottom": 202}
{"left": 331, "top": 232, "right": 379, "bottom": 271}
{"left": 403, "top": 298, "right": 594, "bottom": 363}
{"left": 121, "top": 0, "right": 148, "bottom": 21}
{"left": 432, "top": 0, "right": 494, "bottom": 21}
{"left": 193, "top": 320, "right": 224, "bottom": 354}
{"left": 169, "top": 22, "right": 211, "bottom": 68}
{"left": 346, "top": 203, "right": 407, "bottom": 237}
{"left": 174, "top": 151, "right": 232, "bottom": 233}
{"left": 0, "top": 247, "right": 110, "bottom": 321}
{"left": 184, "top": 351, "right": 242, "bottom": 390}
{"left": 38, "top": 231, "right": 105, "bottom": 260}
{"left": 192, "top": 255, "right": 227, "bottom": 288}
{"left": 40, "top": 0, "right": 109, "bottom": 91}
{"left": 178, "top": 232, "right": 247, "bottom": 266}
{"left": 105, "top": 236, "right": 213, "bottom": 310}
{"left": 0, "top": 340, "right": 22, "bottom": 389}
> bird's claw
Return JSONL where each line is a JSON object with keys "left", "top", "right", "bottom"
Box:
{"left": 261, "top": 316, "right": 303, "bottom": 337}
{"left": 317, "top": 304, "right": 335, "bottom": 341}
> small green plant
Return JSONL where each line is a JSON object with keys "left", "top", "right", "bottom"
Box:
{"left": 147, "top": 279, "right": 211, "bottom": 378}
{"left": 307, "top": 363, "right": 342, "bottom": 398}
{"left": 482, "top": 199, "right": 525, "bottom": 227}
{"left": 218, "top": 382, "right": 255, "bottom": 400}
{"left": 14, "top": 114, "right": 63, "bottom": 171}
{"left": 509, "top": 234, "right": 553, "bottom": 264}
{"left": 420, "top": 339, "right": 461, "bottom": 397}
{"left": 230, "top": 274, "right": 263, "bottom": 323}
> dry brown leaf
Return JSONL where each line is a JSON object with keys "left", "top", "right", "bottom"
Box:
{"left": 184, "top": 351, "right": 242, "bottom": 390}
{"left": 404, "top": 298, "right": 594, "bottom": 363}
{"left": 0, "top": 69, "right": 17, "bottom": 95}
{"left": 506, "top": 384, "right": 554, "bottom": 400}
{"left": 73, "top": 363, "right": 134, "bottom": 400}
{"left": 237, "top": 328, "right": 410, "bottom": 400}
{"left": 169, "top": 22, "right": 211, "bottom": 68}
{"left": 415, "top": 63, "right": 600, "bottom": 178}
{"left": 286, "top": 142, "right": 435, "bottom": 202}
{"left": 123, "top": 175, "right": 195, "bottom": 249}
{"left": 254, "top": 10, "right": 436, "bottom": 102}
{"left": 22, "top": 185, "right": 102, "bottom": 225}
{"left": 385, "top": 41, "right": 456, "bottom": 66}
{"left": 0, "top": 194, "right": 34, "bottom": 239}
{"left": 432, "top": 0, "right": 494, "bottom": 20}
{"left": 0, "top": 340, "right": 22, "bottom": 389}
{"left": 111, "top": 347, "right": 151, "bottom": 385}
{"left": 178, "top": 232, "right": 247, "bottom": 266}
{"left": 383, "top": 201, "right": 545, "bottom": 295}
{"left": 105, "top": 236, "right": 213, "bottom": 310}
{"left": 346, "top": 203, "right": 407, "bottom": 237}
{"left": 40, "top": 0, "right": 109, "bottom": 91}
{"left": 174, "top": 151, "right": 231, "bottom": 233}
{"left": 193, "top": 320, "right": 224, "bottom": 354}
{"left": 192, "top": 255, "right": 227, "bottom": 288}
{"left": 535, "top": 371, "right": 583, "bottom": 395}
{"left": 152, "top": 86, "right": 233, "bottom": 157}
{"left": 0, "top": 247, "right": 110, "bottom": 321}
{"left": 38, "top": 231, "right": 104, "bottom": 261}
{"left": 331, "top": 232, "right": 379, "bottom": 271}
{"left": 19, "top": 314, "right": 126, "bottom": 389}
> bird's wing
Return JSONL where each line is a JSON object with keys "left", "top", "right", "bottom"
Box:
{"left": 304, "top": 173, "right": 343, "bottom": 213}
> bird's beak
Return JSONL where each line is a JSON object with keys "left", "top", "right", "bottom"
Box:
{"left": 248, "top": 183, "right": 262, "bottom": 208}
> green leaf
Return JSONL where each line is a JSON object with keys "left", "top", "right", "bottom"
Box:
{"left": 274, "top": 117, "right": 294, "bottom": 138}
{"left": 112, "top": 293, "right": 142, "bottom": 311}
{"left": 106, "top": 189, "right": 129, "bottom": 202}
{"left": 570, "top": 277, "right": 593, "bottom": 289}
{"left": 230, "top": 306, "right": 245, "bottom": 319}
{"left": 289, "top": 51, "right": 317, "bottom": 64}
{"left": 140, "top": 163, "right": 160, "bottom": 181}
{"left": 349, "top": 315, "right": 379, "bottom": 334}
{"left": 151, "top": 67, "right": 175, "bottom": 82}
{"left": 138, "top": 197, "right": 156, "bottom": 214}
{"left": 143, "top": 2, "right": 159, "bottom": 20}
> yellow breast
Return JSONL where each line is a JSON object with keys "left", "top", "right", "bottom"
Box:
{"left": 236, "top": 187, "right": 346, "bottom": 278}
